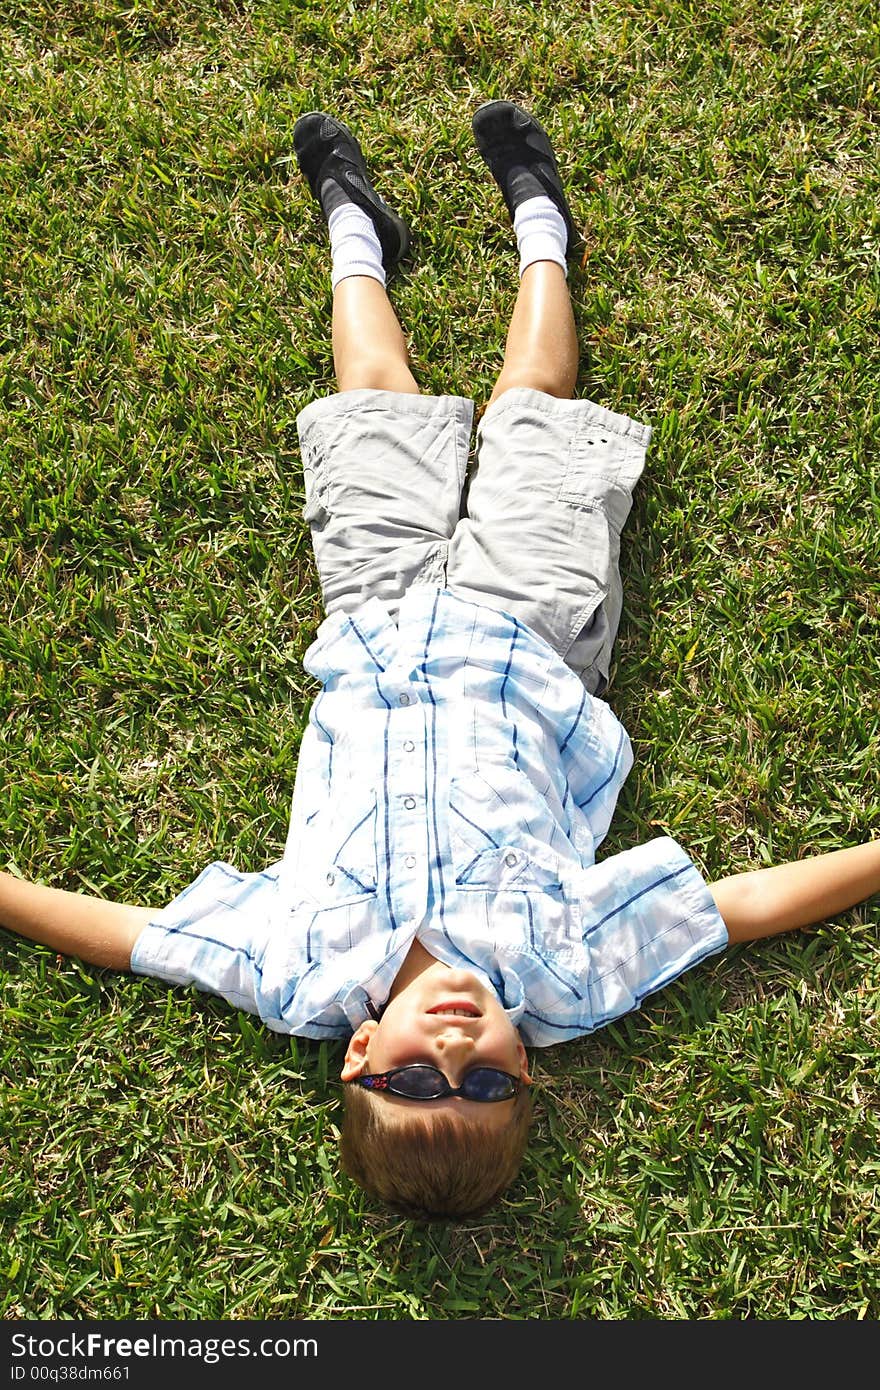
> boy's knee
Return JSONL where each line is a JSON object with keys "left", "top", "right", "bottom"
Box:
{"left": 336, "top": 356, "right": 420, "bottom": 395}
{"left": 491, "top": 368, "right": 574, "bottom": 403}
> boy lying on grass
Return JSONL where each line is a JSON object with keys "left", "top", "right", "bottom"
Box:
{"left": 3, "top": 102, "right": 878, "bottom": 1219}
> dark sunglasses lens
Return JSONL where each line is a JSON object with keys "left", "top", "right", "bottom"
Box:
{"left": 461, "top": 1068, "right": 516, "bottom": 1101}
{"left": 391, "top": 1067, "right": 447, "bottom": 1098}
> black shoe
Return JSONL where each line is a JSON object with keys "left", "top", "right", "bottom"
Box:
{"left": 471, "top": 101, "right": 576, "bottom": 257}
{"left": 293, "top": 111, "right": 411, "bottom": 274}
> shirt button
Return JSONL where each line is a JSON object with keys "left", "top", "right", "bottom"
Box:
{"left": 403, "top": 796, "right": 416, "bottom": 810}
{"left": 504, "top": 852, "right": 518, "bottom": 867}
{"left": 326, "top": 871, "right": 336, "bottom": 885}
{"left": 405, "top": 855, "right": 416, "bottom": 869}
{"left": 403, "top": 740, "right": 415, "bottom": 752}
{"left": 399, "top": 693, "right": 411, "bottom": 706}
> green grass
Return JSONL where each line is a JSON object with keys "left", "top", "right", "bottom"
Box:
{"left": 1, "top": 0, "right": 878, "bottom": 1319}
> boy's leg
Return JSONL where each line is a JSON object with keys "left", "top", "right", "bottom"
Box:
{"left": 472, "top": 100, "right": 579, "bottom": 403}
{"left": 332, "top": 276, "right": 418, "bottom": 394}
{"left": 447, "top": 102, "right": 651, "bottom": 693}
{"left": 293, "top": 112, "right": 418, "bottom": 394}
{"left": 292, "top": 112, "right": 472, "bottom": 619}
{"left": 489, "top": 261, "right": 578, "bottom": 403}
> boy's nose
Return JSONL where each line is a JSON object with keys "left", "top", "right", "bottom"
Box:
{"left": 434, "top": 1030, "right": 476, "bottom": 1063}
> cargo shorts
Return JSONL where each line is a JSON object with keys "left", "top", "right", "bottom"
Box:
{"left": 296, "top": 385, "right": 651, "bottom": 694}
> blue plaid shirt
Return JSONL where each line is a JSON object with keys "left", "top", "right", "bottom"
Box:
{"left": 131, "top": 586, "right": 728, "bottom": 1045}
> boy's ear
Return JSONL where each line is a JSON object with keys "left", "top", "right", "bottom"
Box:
{"left": 517, "top": 1039, "right": 533, "bottom": 1086}
{"left": 340, "top": 1019, "right": 378, "bottom": 1080}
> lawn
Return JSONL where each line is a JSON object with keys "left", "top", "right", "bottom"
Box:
{"left": 1, "top": 0, "right": 878, "bottom": 1319}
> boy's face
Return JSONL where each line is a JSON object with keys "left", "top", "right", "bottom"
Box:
{"left": 340, "top": 959, "right": 531, "bottom": 1124}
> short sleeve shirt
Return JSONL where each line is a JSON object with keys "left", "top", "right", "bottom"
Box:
{"left": 131, "top": 586, "right": 728, "bottom": 1045}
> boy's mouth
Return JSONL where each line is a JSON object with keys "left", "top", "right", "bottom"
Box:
{"left": 427, "top": 1001, "right": 482, "bottom": 1018}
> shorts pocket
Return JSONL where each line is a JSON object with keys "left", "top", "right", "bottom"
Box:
{"left": 301, "top": 425, "right": 331, "bottom": 526}
{"left": 558, "top": 426, "right": 646, "bottom": 534}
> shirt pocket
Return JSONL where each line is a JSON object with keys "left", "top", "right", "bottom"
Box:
{"left": 449, "top": 765, "right": 564, "bottom": 893}
{"left": 297, "top": 791, "right": 379, "bottom": 910}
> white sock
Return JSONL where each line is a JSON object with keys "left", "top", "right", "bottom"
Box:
{"left": 513, "top": 195, "right": 568, "bottom": 278}
{"left": 328, "top": 203, "right": 386, "bottom": 289}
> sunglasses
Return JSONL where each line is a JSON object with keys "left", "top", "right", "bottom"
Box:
{"left": 348, "top": 1063, "right": 521, "bottom": 1103}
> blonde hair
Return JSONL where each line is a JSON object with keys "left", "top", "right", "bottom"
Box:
{"left": 339, "top": 1084, "right": 533, "bottom": 1219}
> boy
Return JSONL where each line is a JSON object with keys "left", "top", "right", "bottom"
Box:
{"left": 1, "top": 103, "right": 878, "bottom": 1220}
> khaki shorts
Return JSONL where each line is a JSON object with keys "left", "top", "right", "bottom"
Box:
{"left": 296, "top": 385, "right": 650, "bottom": 694}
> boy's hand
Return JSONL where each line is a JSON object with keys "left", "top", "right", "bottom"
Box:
{"left": 0, "top": 871, "right": 155, "bottom": 970}
{"left": 710, "top": 841, "right": 880, "bottom": 944}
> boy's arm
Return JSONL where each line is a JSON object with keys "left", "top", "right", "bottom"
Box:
{"left": 710, "top": 841, "right": 880, "bottom": 944}
{"left": 0, "top": 870, "right": 155, "bottom": 970}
